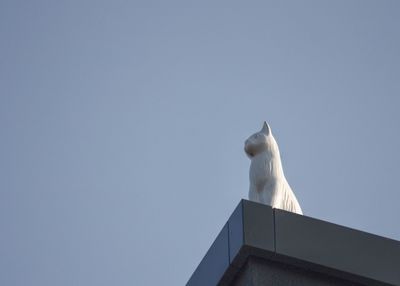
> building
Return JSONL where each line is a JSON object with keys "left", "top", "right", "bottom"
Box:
{"left": 186, "top": 200, "right": 400, "bottom": 286}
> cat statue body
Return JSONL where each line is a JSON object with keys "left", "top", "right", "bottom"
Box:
{"left": 244, "top": 122, "right": 303, "bottom": 214}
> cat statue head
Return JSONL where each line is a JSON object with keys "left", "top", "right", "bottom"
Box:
{"left": 244, "top": 121, "right": 280, "bottom": 159}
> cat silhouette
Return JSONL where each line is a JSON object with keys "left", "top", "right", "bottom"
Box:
{"left": 244, "top": 122, "right": 303, "bottom": 214}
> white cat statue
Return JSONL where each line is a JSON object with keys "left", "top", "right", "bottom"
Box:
{"left": 244, "top": 122, "right": 303, "bottom": 214}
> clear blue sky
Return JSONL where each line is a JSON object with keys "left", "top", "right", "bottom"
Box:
{"left": 1, "top": 1, "right": 400, "bottom": 285}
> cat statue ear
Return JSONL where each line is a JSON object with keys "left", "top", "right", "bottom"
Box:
{"left": 261, "top": 121, "right": 271, "bottom": 135}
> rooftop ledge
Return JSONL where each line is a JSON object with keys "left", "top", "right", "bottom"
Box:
{"left": 186, "top": 200, "right": 400, "bottom": 286}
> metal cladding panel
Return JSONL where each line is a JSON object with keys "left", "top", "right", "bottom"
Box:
{"left": 228, "top": 200, "right": 244, "bottom": 263}
{"left": 186, "top": 223, "right": 230, "bottom": 286}
{"left": 227, "top": 200, "right": 275, "bottom": 266}
{"left": 274, "top": 209, "right": 400, "bottom": 286}
{"left": 242, "top": 200, "right": 275, "bottom": 252}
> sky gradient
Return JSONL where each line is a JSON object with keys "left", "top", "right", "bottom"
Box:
{"left": 1, "top": 1, "right": 400, "bottom": 285}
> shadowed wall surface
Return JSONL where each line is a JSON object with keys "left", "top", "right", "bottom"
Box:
{"left": 232, "top": 257, "right": 362, "bottom": 286}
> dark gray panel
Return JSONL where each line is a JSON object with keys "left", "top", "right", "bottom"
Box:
{"left": 231, "top": 257, "right": 362, "bottom": 286}
{"left": 186, "top": 223, "right": 230, "bottom": 286}
{"left": 275, "top": 209, "right": 400, "bottom": 286}
{"left": 242, "top": 200, "right": 274, "bottom": 252}
{"left": 228, "top": 200, "right": 244, "bottom": 263}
